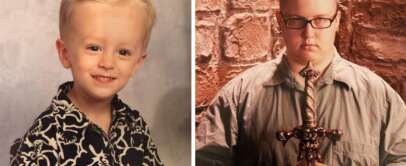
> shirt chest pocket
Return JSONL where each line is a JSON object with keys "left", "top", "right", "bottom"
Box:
{"left": 331, "top": 140, "right": 379, "bottom": 166}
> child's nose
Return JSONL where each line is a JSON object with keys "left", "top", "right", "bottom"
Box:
{"left": 98, "top": 53, "right": 115, "bottom": 70}
{"left": 302, "top": 23, "right": 316, "bottom": 38}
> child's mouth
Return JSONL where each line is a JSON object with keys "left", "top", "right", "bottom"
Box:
{"left": 92, "top": 75, "right": 116, "bottom": 83}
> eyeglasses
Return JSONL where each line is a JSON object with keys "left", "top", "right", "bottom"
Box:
{"left": 281, "top": 9, "right": 338, "bottom": 29}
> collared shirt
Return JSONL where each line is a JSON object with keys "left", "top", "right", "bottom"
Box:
{"left": 196, "top": 49, "right": 406, "bottom": 166}
{"left": 10, "top": 82, "right": 163, "bottom": 166}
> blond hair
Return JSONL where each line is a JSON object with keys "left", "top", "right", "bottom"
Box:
{"left": 59, "top": 0, "right": 156, "bottom": 49}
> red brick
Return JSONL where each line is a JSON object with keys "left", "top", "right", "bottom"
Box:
{"left": 196, "top": 0, "right": 222, "bottom": 12}
{"left": 230, "top": 0, "right": 271, "bottom": 10}
{"left": 222, "top": 13, "right": 271, "bottom": 62}
{"left": 196, "top": 25, "right": 218, "bottom": 63}
{"left": 196, "top": 65, "right": 219, "bottom": 106}
{"left": 196, "top": 24, "right": 220, "bottom": 106}
{"left": 270, "top": 12, "right": 282, "bottom": 37}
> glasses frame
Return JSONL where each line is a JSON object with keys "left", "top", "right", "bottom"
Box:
{"left": 281, "top": 8, "right": 339, "bottom": 29}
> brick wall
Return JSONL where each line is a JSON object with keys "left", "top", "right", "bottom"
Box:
{"left": 196, "top": 0, "right": 406, "bottom": 110}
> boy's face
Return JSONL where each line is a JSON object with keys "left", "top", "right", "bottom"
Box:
{"left": 57, "top": 2, "right": 147, "bottom": 101}
{"left": 277, "top": 0, "right": 340, "bottom": 65}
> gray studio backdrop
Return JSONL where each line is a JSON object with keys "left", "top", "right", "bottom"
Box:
{"left": 0, "top": 0, "right": 191, "bottom": 165}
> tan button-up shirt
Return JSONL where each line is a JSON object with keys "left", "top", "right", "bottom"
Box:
{"left": 196, "top": 49, "right": 406, "bottom": 166}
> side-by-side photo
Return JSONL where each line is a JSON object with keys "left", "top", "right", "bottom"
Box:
{"left": 0, "top": 0, "right": 405, "bottom": 165}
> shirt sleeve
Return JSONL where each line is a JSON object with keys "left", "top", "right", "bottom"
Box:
{"left": 381, "top": 83, "right": 406, "bottom": 165}
{"left": 196, "top": 80, "right": 242, "bottom": 166}
{"left": 10, "top": 116, "right": 60, "bottom": 166}
{"left": 142, "top": 123, "right": 164, "bottom": 166}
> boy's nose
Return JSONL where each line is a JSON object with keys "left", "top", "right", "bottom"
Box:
{"left": 302, "top": 23, "right": 316, "bottom": 38}
{"left": 98, "top": 53, "right": 115, "bottom": 70}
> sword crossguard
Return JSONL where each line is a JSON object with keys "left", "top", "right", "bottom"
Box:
{"left": 276, "top": 126, "right": 342, "bottom": 164}
{"left": 325, "top": 129, "right": 342, "bottom": 143}
{"left": 276, "top": 130, "right": 295, "bottom": 145}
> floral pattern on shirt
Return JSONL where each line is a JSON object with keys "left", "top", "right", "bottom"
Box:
{"left": 10, "top": 82, "right": 163, "bottom": 166}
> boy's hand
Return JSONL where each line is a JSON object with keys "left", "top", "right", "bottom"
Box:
{"left": 296, "top": 161, "right": 327, "bottom": 166}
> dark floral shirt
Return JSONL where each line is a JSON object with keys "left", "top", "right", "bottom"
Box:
{"left": 10, "top": 82, "right": 163, "bottom": 166}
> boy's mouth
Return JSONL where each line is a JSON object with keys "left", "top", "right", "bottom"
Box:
{"left": 91, "top": 75, "right": 116, "bottom": 83}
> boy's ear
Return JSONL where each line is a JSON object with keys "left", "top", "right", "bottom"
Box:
{"left": 56, "top": 38, "right": 71, "bottom": 69}
{"left": 131, "top": 53, "right": 148, "bottom": 75}
{"left": 334, "top": 11, "right": 341, "bottom": 33}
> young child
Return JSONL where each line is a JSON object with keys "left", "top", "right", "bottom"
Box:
{"left": 10, "top": 0, "right": 163, "bottom": 165}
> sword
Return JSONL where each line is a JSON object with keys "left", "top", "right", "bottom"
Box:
{"left": 276, "top": 61, "right": 342, "bottom": 166}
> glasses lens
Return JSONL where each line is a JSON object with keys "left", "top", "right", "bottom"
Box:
{"left": 311, "top": 18, "right": 332, "bottom": 28}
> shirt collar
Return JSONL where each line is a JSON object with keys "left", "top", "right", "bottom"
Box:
{"left": 263, "top": 48, "right": 353, "bottom": 90}
{"left": 328, "top": 49, "right": 355, "bottom": 90}
{"left": 53, "top": 81, "right": 126, "bottom": 125}
{"left": 262, "top": 55, "right": 297, "bottom": 88}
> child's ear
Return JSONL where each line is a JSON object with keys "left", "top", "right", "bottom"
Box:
{"left": 334, "top": 11, "right": 341, "bottom": 33}
{"left": 56, "top": 38, "right": 71, "bottom": 69}
{"left": 131, "top": 53, "right": 148, "bottom": 75}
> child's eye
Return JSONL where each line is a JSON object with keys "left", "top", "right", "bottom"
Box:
{"left": 86, "top": 45, "right": 101, "bottom": 52}
{"left": 118, "top": 49, "right": 131, "bottom": 56}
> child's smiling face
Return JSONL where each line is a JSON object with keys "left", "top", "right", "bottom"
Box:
{"left": 57, "top": 1, "right": 148, "bottom": 101}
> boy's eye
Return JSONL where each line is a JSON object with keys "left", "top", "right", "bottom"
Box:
{"left": 118, "top": 49, "right": 131, "bottom": 56}
{"left": 86, "top": 45, "right": 101, "bottom": 52}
